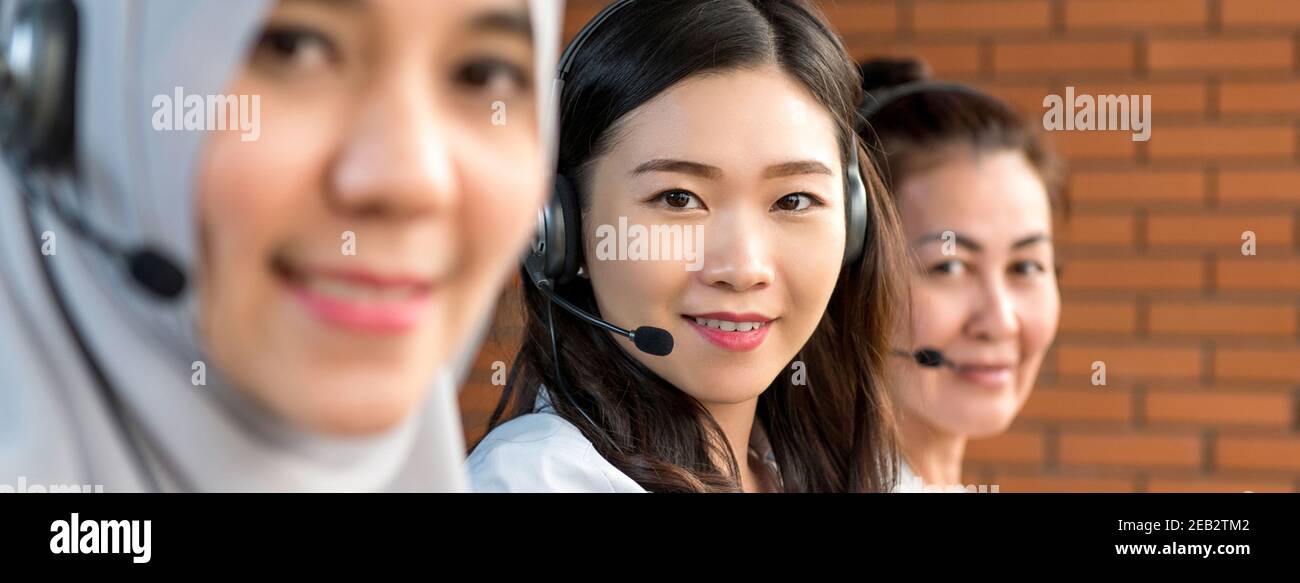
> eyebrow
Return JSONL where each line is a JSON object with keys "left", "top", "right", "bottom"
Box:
{"left": 764, "top": 160, "right": 834, "bottom": 179}
{"left": 468, "top": 6, "right": 533, "bottom": 40}
{"left": 285, "top": 0, "right": 533, "bottom": 40}
{"left": 912, "top": 231, "right": 1052, "bottom": 252}
{"left": 630, "top": 159, "right": 834, "bottom": 180}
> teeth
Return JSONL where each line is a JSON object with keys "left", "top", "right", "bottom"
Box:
{"left": 303, "top": 276, "right": 416, "bottom": 303}
{"left": 691, "top": 317, "right": 767, "bottom": 332}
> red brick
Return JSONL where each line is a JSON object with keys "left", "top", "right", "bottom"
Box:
{"left": 1215, "top": 346, "right": 1300, "bottom": 382}
{"left": 1148, "top": 38, "right": 1292, "bottom": 72}
{"left": 1056, "top": 344, "right": 1202, "bottom": 381}
{"left": 1217, "top": 259, "right": 1300, "bottom": 292}
{"left": 1146, "top": 213, "right": 1293, "bottom": 248}
{"left": 1057, "top": 82, "right": 1206, "bottom": 116}
{"left": 1218, "top": 436, "right": 1300, "bottom": 471}
{"left": 1145, "top": 391, "right": 1293, "bottom": 427}
{"left": 1065, "top": 0, "right": 1208, "bottom": 29}
{"left": 822, "top": 1, "right": 898, "bottom": 35}
{"left": 1148, "top": 301, "right": 1297, "bottom": 336}
{"left": 1059, "top": 213, "right": 1137, "bottom": 247}
{"left": 1147, "top": 126, "right": 1294, "bottom": 159}
{"left": 1146, "top": 477, "right": 1293, "bottom": 493}
{"left": 1220, "top": 81, "right": 1300, "bottom": 115}
{"left": 852, "top": 42, "right": 982, "bottom": 77}
{"left": 914, "top": 0, "right": 1051, "bottom": 33}
{"left": 994, "top": 40, "right": 1134, "bottom": 74}
{"left": 1017, "top": 388, "right": 1133, "bottom": 423}
{"left": 1059, "top": 300, "right": 1139, "bottom": 334}
{"left": 1069, "top": 170, "right": 1205, "bottom": 205}
{"left": 1059, "top": 259, "right": 1204, "bottom": 292}
{"left": 1217, "top": 170, "right": 1300, "bottom": 204}
{"left": 965, "top": 431, "right": 1045, "bottom": 464}
{"left": 1222, "top": 0, "right": 1300, "bottom": 26}
{"left": 1059, "top": 432, "right": 1203, "bottom": 468}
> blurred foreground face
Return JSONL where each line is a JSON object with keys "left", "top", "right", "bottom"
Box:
{"left": 892, "top": 150, "right": 1060, "bottom": 438}
{"left": 196, "top": 0, "right": 547, "bottom": 435}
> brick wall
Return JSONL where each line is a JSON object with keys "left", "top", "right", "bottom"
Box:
{"left": 459, "top": 0, "right": 1300, "bottom": 492}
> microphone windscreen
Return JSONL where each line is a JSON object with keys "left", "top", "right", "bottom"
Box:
{"left": 914, "top": 348, "right": 946, "bottom": 368}
{"left": 127, "top": 248, "right": 187, "bottom": 300}
{"left": 632, "top": 326, "right": 674, "bottom": 356}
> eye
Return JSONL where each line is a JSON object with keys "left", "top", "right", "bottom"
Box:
{"left": 651, "top": 189, "right": 704, "bottom": 210}
{"left": 772, "top": 193, "right": 821, "bottom": 212}
{"left": 454, "top": 57, "right": 532, "bottom": 97}
{"left": 929, "top": 259, "right": 965, "bottom": 276}
{"left": 251, "top": 26, "right": 340, "bottom": 75}
{"left": 1010, "top": 260, "right": 1047, "bottom": 276}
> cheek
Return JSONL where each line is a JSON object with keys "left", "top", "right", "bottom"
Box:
{"left": 1017, "top": 284, "right": 1062, "bottom": 358}
{"left": 777, "top": 223, "right": 842, "bottom": 305}
{"left": 587, "top": 246, "right": 687, "bottom": 325}
{"left": 910, "top": 281, "right": 967, "bottom": 345}
{"left": 198, "top": 111, "right": 332, "bottom": 289}
{"left": 453, "top": 125, "right": 546, "bottom": 282}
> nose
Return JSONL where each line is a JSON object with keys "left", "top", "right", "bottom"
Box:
{"left": 965, "top": 274, "right": 1019, "bottom": 341}
{"left": 327, "top": 70, "right": 458, "bottom": 218}
{"left": 698, "top": 208, "right": 774, "bottom": 292}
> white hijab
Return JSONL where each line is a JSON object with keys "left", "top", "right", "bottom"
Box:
{"left": 0, "top": 0, "right": 563, "bottom": 493}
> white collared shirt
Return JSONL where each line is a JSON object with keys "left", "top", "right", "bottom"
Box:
{"left": 468, "top": 389, "right": 645, "bottom": 493}
{"left": 468, "top": 388, "right": 782, "bottom": 493}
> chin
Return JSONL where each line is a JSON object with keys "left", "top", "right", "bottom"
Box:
{"left": 954, "top": 406, "right": 1020, "bottom": 439}
{"left": 676, "top": 372, "right": 771, "bottom": 405}
{"left": 257, "top": 370, "right": 427, "bottom": 437}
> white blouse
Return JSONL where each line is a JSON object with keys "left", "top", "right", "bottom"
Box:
{"left": 468, "top": 389, "right": 780, "bottom": 493}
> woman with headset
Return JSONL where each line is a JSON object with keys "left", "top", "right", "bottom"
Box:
{"left": 856, "top": 59, "right": 1064, "bottom": 492}
{"left": 468, "top": 0, "right": 911, "bottom": 493}
{"left": 0, "top": 0, "right": 562, "bottom": 492}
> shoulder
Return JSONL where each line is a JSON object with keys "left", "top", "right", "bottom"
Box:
{"left": 467, "top": 412, "right": 645, "bottom": 493}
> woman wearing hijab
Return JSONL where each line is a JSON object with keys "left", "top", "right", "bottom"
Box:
{"left": 0, "top": 0, "right": 562, "bottom": 492}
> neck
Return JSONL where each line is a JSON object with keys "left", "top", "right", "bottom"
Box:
{"left": 701, "top": 397, "right": 763, "bottom": 493}
{"left": 898, "top": 412, "right": 967, "bottom": 487}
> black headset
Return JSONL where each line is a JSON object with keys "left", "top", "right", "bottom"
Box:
{"left": 0, "top": 0, "right": 190, "bottom": 491}
{"left": 0, "top": 0, "right": 78, "bottom": 169}
{"left": 0, "top": 0, "right": 186, "bottom": 300}
{"left": 524, "top": 0, "right": 870, "bottom": 292}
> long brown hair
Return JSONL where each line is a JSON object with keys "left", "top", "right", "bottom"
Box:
{"left": 480, "top": 0, "right": 910, "bottom": 493}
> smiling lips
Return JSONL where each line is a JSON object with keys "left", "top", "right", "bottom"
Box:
{"left": 953, "top": 362, "right": 1016, "bottom": 388}
{"left": 682, "top": 311, "right": 774, "bottom": 352}
{"left": 275, "top": 257, "right": 434, "bottom": 334}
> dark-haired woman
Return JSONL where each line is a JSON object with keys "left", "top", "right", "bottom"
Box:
{"left": 857, "top": 59, "right": 1064, "bottom": 492}
{"left": 468, "top": 0, "right": 910, "bottom": 493}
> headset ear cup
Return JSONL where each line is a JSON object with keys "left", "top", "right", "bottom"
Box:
{"left": 0, "top": 0, "right": 78, "bottom": 168}
{"left": 842, "top": 147, "right": 868, "bottom": 266}
{"left": 552, "top": 173, "right": 583, "bottom": 284}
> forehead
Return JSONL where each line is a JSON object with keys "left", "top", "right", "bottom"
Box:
{"left": 284, "top": 0, "right": 533, "bottom": 35}
{"left": 897, "top": 150, "right": 1053, "bottom": 246}
{"left": 600, "top": 66, "right": 842, "bottom": 171}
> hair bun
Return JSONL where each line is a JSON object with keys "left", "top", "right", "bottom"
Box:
{"left": 859, "top": 57, "right": 931, "bottom": 94}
